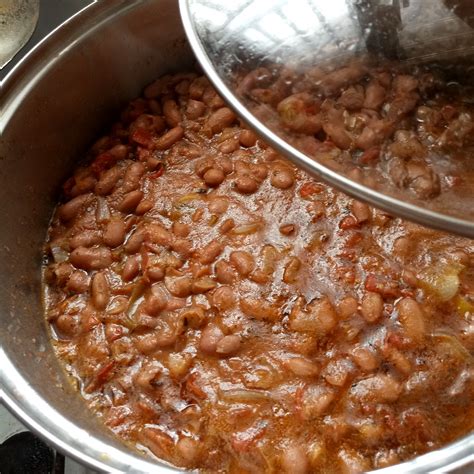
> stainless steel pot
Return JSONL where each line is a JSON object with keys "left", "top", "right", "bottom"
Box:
{"left": 0, "top": 1, "right": 472, "bottom": 472}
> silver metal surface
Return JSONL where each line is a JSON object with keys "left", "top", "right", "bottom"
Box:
{"left": 0, "top": 0, "right": 39, "bottom": 69}
{"left": 181, "top": 0, "right": 474, "bottom": 238}
{"left": 0, "top": 0, "right": 472, "bottom": 473}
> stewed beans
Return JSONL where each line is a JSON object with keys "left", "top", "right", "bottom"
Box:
{"left": 44, "top": 71, "right": 474, "bottom": 473}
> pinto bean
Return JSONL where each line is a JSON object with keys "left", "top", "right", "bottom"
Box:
{"left": 338, "top": 86, "right": 364, "bottom": 111}
{"left": 351, "top": 346, "right": 379, "bottom": 372}
{"left": 91, "top": 271, "right": 110, "bottom": 310}
{"left": 277, "top": 93, "right": 322, "bottom": 134}
{"left": 117, "top": 190, "right": 144, "bottom": 213}
{"left": 235, "top": 175, "right": 258, "bottom": 194}
{"left": 350, "top": 200, "right": 370, "bottom": 223}
{"left": 215, "top": 260, "right": 236, "bottom": 284}
{"left": 230, "top": 251, "right": 255, "bottom": 277}
{"left": 122, "top": 162, "right": 145, "bottom": 192}
{"left": 192, "top": 277, "right": 217, "bottom": 294}
{"left": 198, "top": 241, "right": 223, "bottom": 265}
{"left": 208, "top": 197, "right": 229, "bottom": 214}
{"left": 66, "top": 270, "right": 90, "bottom": 293}
{"left": 283, "top": 256, "right": 301, "bottom": 284}
{"left": 125, "top": 228, "right": 145, "bottom": 253}
{"left": 122, "top": 255, "right": 140, "bottom": 281}
{"left": 239, "top": 129, "right": 258, "bottom": 147}
{"left": 70, "top": 246, "right": 112, "bottom": 270}
{"left": 350, "top": 373, "right": 402, "bottom": 403}
{"left": 69, "top": 230, "right": 102, "bottom": 250}
{"left": 240, "top": 298, "right": 279, "bottom": 321}
{"left": 186, "top": 99, "right": 206, "bottom": 119}
{"left": 397, "top": 297, "right": 425, "bottom": 344}
{"left": 363, "top": 81, "right": 386, "bottom": 110}
{"left": 199, "top": 325, "right": 224, "bottom": 354}
{"left": 147, "top": 223, "right": 172, "bottom": 247}
{"left": 203, "top": 168, "right": 225, "bottom": 187}
{"left": 103, "top": 217, "right": 127, "bottom": 247}
{"left": 144, "top": 286, "right": 168, "bottom": 315}
{"left": 281, "top": 445, "right": 309, "bottom": 474}
{"left": 164, "top": 275, "right": 193, "bottom": 297}
{"left": 271, "top": 167, "right": 295, "bottom": 189}
{"left": 337, "top": 296, "right": 358, "bottom": 319}
{"left": 154, "top": 126, "right": 184, "bottom": 150}
{"left": 55, "top": 314, "right": 81, "bottom": 338}
{"left": 323, "top": 114, "right": 352, "bottom": 149}
{"left": 216, "top": 335, "right": 241, "bottom": 355}
{"left": 211, "top": 285, "right": 235, "bottom": 311}
{"left": 95, "top": 166, "right": 122, "bottom": 195}
{"left": 318, "top": 65, "right": 366, "bottom": 95}
{"left": 58, "top": 194, "right": 90, "bottom": 221}
{"left": 135, "top": 200, "right": 153, "bottom": 215}
{"left": 285, "top": 357, "right": 319, "bottom": 377}
{"left": 172, "top": 222, "right": 191, "bottom": 237}
{"left": 361, "top": 292, "right": 383, "bottom": 323}
{"left": 289, "top": 297, "right": 337, "bottom": 334}
{"left": 163, "top": 99, "right": 182, "bottom": 127}
{"left": 206, "top": 107, "right": 236, "bottom": 135}
{"left": 172, "top": 238, "right": 193, "bottom": 258}
{"left": 181, "top": 305, "right": 206, "bottom": 328}
{"left": 176, "top": 437, "right": 201, "bottom": 466}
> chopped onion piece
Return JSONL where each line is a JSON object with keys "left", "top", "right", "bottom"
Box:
{"left": 50, "top": 245, "right": 69, "bottom": 263}
{"left": 219, "top": 388, "right": 272, "bottom": 402}
{"left": 96, "top": 197, "right": 111, "bottom": 223}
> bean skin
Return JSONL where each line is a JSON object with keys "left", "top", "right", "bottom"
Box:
{"left": 91, "top": 271, "right": 110, "bottom": 310}
{"left": 103, "top": 217, "right": 127, "bottom": 247}
{"left": 70, "top": 246, "right": 112, "bottom": 271}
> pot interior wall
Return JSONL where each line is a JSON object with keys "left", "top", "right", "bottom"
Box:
{"left": 0, "top": 0, "right": 193, "bottom": 468}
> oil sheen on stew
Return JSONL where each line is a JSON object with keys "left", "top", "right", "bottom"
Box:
{"left": 43, "top": 69, "right": 474, "bottom": 473}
